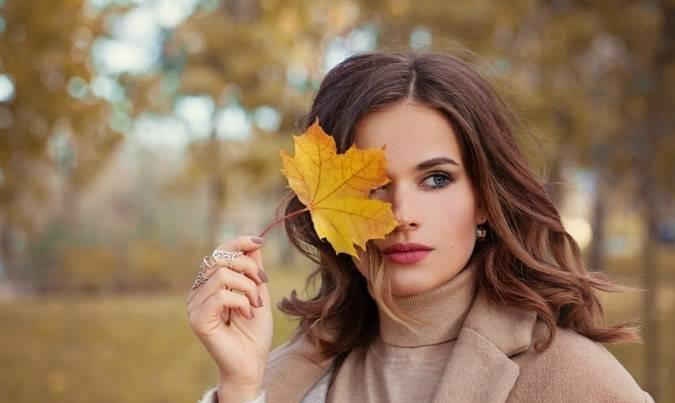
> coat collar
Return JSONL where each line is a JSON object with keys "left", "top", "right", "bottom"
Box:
{"left": 429, "top": 288, "right": 537, "bottom": 402}
{"left": 264, "top": 287, "right": 538, "bottom": 403}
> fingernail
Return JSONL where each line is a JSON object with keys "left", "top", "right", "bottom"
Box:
{"left": 257, "top": 295, "right": 264, "bottom": 307}
{"left": 252, "top": 236, "right": 265, "bottom": 244}
{"left": 258, "top": 270, "right": 269, "bottom": 283}
{"left": 249, "top": 308, "right": 255, "bottom": 319}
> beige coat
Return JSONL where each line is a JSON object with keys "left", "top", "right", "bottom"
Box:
{"left": 261, "top": 288, "right": 654, "bottom": 403}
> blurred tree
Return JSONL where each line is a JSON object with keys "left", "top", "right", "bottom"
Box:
{"left": 634, "top": 2, "right": 675, "bottom": 399}
{"left": 0, "top": 0, "right": 123, "bottom": 285}
{"left": 106, "top": 0, "right": 361, "bottom": 247}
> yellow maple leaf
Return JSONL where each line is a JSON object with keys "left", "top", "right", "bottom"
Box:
{"left": 279, "top": 118, "right": 398, "bottom": 259}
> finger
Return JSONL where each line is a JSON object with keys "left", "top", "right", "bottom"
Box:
{"left": 186, "top": 252, "right": 263, "bottom": 306}
{"left": 212, "top": 253, "right": 266, "bottom": 285}
{"left": 246, "top": 248, "right": 266, "bottom": 279}
{"left": 217, "top": 235, "right": 265, "bottom": 255}
{"left": 187, "top": 235, "right": 265, "bottom": 305}
{"left": 189, "top": 290, "right": 254, "bottom": 334}
{"left": 245, "top": 248, "right": 270, "bottom": 305}
{"left": 189, "top": 267, "right": 262, "bottom": 312}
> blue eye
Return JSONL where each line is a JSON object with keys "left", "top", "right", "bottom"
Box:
{"left": 369, "top": 173, "right": 454, "bottom": 195}
{"left": 422, "top": 172, "right": 453, "bottom": 189}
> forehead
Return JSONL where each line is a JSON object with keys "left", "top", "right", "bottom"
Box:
{"left": 353, "top": 102, "right": 462, "bottom": 170}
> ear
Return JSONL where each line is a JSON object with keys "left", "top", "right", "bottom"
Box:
{"left": 476, "top": 201, "right": 488, "bottom": 225}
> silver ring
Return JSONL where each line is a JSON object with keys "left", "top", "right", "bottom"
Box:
{"left": 212, "top": 250, "right": 244, "bottom": 270}
{"left": 191, "top": 256, "right": 212, "bottom": 290}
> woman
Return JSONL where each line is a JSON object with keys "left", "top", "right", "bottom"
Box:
{"left": 187, "top": 51, "right": 653, "bottom": 403}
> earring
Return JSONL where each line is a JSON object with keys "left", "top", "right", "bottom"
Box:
{"left": 476, "top": 225, "right": 487, "bottom": 239}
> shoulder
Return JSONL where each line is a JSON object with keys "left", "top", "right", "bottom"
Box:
{"left": 511, "top": 323, "right": 653, "bottom": 402}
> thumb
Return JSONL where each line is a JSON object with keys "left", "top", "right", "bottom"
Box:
{"left": 247, "top": 247, "right": 264, "bottom": 272}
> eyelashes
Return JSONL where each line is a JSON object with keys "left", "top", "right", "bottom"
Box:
{"left": 369, "top": 171, "right": 455, "bottom": 194}
{"left": 422, "top": 172, "right": 455, "bottom": 189}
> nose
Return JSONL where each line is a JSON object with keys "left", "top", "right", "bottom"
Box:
{"left": 395, "top": 219, "right": 417, "bottom": 232}
{"left": 391, "top": 184, "right": 418, "bottom": 232}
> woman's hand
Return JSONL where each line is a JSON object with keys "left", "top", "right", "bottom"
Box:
{"left": 187, "top": 235, "right": 273, "bottom": 398}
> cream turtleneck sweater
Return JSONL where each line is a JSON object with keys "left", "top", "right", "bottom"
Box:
{"left": 326, "top": 262, "right": 478, "bottom": 403}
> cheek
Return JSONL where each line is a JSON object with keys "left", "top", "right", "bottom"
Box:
{"left": 430, "top": 189, "right": 478, "bottom": 233}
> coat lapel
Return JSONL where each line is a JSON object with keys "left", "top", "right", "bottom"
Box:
{"left": 431, "top": 288, "right": 538, "bottom": 403}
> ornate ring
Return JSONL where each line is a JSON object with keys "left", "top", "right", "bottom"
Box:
{"left": 191, "top": 256, "right": 213, "bottom": 290}
{"left": 212, "top": 249, "right": 244, "bottom": 270}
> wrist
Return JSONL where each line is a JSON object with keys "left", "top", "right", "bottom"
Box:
{"left": 217, "top": 380, "right": 262, "bottom": 403}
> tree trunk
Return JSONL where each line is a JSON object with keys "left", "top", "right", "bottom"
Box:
{"left": 0, "top": 219, "right": 16, "bottom": 283}
{"left": 640, "top": 180, "right": 659, "bottom": 399}
{"left": 589, "top": 149, "right": 608, "bottom": 272}
{"left": 206, "top": 129, "right": 225, "bottom": 248}
{"left": 549, "top": 111, "right": 573, "bottom": 209}
{"left": 637, "top": 122, "right": 659, "bottom": 398}
{"left": 638, "top": 3, "right": 675, "bottom": 399}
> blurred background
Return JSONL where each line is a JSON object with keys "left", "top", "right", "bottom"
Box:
{"left": 0, "top": 0, "right": 673, "bottom": 401}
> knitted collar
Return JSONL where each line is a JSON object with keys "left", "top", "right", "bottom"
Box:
{"left": 376, "top": 261, "right": 478, "bottom": 347}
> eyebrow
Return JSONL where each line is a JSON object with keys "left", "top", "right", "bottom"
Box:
{"left": 414, "top": 157, "right": 461, "bottom": 171}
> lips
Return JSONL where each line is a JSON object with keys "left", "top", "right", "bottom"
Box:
{"left": 382, "top": 243, "right": 433, "bottom": 265}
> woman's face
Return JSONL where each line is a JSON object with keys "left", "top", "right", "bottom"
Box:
{"left": 352, "top": 101, "right": 486, "bottom": 297}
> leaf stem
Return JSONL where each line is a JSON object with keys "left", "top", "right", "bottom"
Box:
{"left": 258, "top": 207, "right": 310, "bottom": 238}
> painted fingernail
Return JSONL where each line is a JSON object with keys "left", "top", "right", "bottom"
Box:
{"left": 258, "top": 270, "right": 269, "bottom": 283}
{"left": 252, "top": 236, "right": 265, "bottom": 244}
{"left": 257, "top": 295, "right": 264, "bottom": 307}
{"left": 249, "top": 308, "right": 255, "bottom": 319}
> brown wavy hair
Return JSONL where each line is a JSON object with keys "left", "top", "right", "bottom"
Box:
{"left": 277, "top": 50, "right": 640, "bottom": 364}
